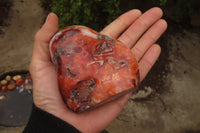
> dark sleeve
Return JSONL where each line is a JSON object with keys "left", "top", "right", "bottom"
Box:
{"left": 23, "top": 104, "right": 81, "bottom": 133}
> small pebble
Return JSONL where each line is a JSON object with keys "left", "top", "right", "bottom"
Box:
{"left": 25, "top": 79, "right": 28, "bottom": 84}
{"left": 1, "top": 80, "right": 8, "bottom": 85}
{"left": 16, "top": 75, "right": 22, "bottom": 80}
{"left": 13, "top": 76, "right": 18, "bottom": 81}
{"left": 16, "top": 78, "right": 25, "bottom": 85}
{"left": 5, "top": 75, "right": 11, "bottom": 81}
{"left": 1, "top": 86, "right": 7, "bottom": 92}
{"left": 13, "top": 75, "right": 21, "bottom": 80}
{"left": 25, "top": 83, "right": 32, "bottom": 90}
{"left": 0, "top": 95, "right": 5, "bottom": 100}
{"left": 8, "top": 83, "right": 16, "bottom": 90}
{"left": 19, "top": 88, "right": 24, "bottom": 93}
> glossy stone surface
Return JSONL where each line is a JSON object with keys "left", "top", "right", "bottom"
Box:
{"left": 49, "top": 25, "right": 139, "bottom": 112}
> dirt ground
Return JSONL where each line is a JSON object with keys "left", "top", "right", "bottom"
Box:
{"left": 0, "top": 0, "right": 45, "bottom": 75}
{"left": 107, "top": 27, "right": 200, "bottom": 133}
{"left": 0, "top": 0, "right": 200, "bottom": 133}
{"left": 0, "top": 0, "right": 45, "bottom": 132}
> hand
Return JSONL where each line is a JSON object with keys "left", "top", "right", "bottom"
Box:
{"left": 29, "top": 7, "right": 167, "bottom": 133}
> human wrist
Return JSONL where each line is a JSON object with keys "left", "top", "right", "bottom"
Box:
{"left": 23, "top": 103, "right": 81, "bottom": 133}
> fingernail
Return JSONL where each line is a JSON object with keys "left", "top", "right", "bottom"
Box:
{"left": 45, "top": 13, "right": 52, "bottom": 22}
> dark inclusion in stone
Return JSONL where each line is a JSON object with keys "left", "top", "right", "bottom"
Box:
{"left": 59, "top": 29, "right": 80, "bottom": 44}
{"left": 95, "top": 41, "right": 113, "bottom": 55}
{"left": 71, "top": 78, "right": 95, "bottom": 103}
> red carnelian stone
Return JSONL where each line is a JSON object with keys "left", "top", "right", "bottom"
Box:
{"left": 49, "top": 25, "right": 139, "bottom": 112}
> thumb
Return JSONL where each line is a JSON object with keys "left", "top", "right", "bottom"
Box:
{"left": 32, "top": 13, "right": 59, "bottom": 63}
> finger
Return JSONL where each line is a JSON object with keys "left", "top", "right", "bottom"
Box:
{"left": 132, "top": 19, "right": 167, "bottom": 61}
{"left": 34, "top": 13, "right": 59, "bottom": 43}
{"left": 118, "top": 7, "right": 163, "bottom": 48}
{"left": 100, "top": 9, "right": 141, "bottom": 39}
{"left": 139, "top": 44, "right": 161, "bottom": 81}
{"left": 32, "top": 13, "right": 59, "bottom": 62}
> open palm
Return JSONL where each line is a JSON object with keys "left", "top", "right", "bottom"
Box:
{"left": 29, "top": 7, "right": 167, "bottom": 133}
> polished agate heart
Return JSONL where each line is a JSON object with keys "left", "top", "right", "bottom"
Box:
{"left": 49, "top": 25, "right": 139, "bottom": 112}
